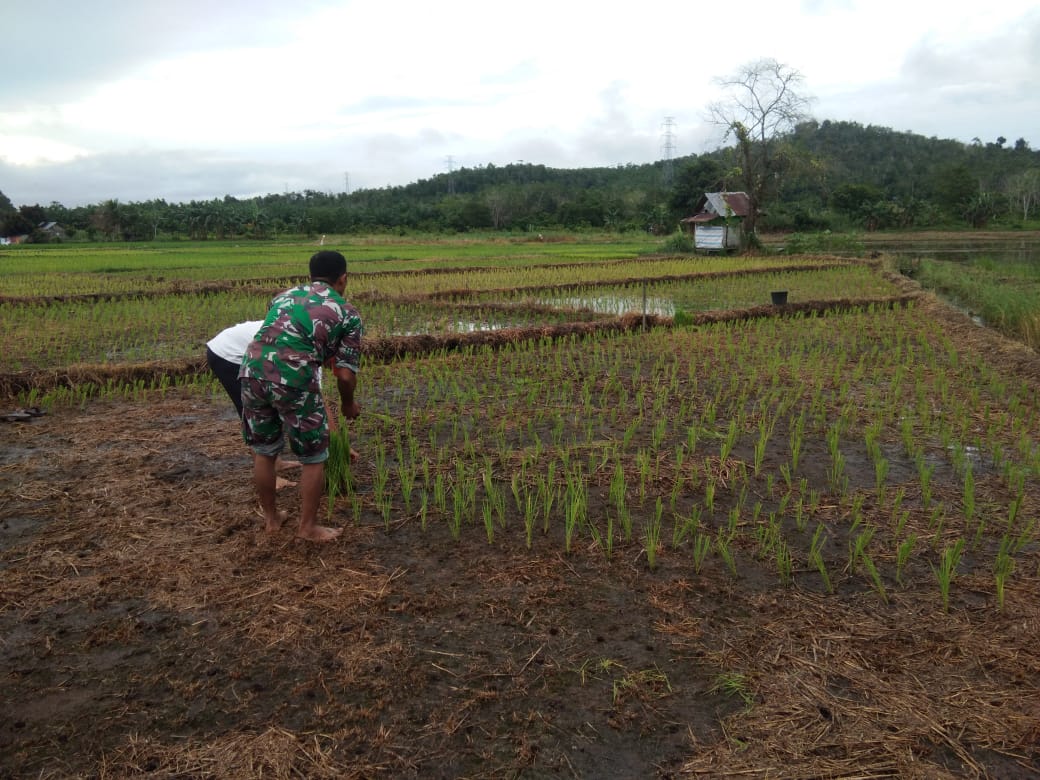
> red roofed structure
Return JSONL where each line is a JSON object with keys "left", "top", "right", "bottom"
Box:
{"left": 680, "top": 191, "right": 752, "bottom": 251}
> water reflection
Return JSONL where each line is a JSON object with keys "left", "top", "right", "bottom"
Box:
{"left": 393, "top": 321, "right": 511, "bottom": 336}
{"left": 536, "top": 295, "right": 675, "bottom": 316}
{"left": 863, "top": 235, "right": 1040, "bottom": 264}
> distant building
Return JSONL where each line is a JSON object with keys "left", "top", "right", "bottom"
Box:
{"left": 38, "top": 221, "right": 66, "bottom": 240}
{"left": 0, "top": 222, "right": 66, "bottom": 245}
{"left": 680, "top": 192, "right": 752, "bottom": 251}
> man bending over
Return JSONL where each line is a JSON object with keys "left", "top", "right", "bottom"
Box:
{"left": 239, "top": 250, "right": 363, "bottom": 542}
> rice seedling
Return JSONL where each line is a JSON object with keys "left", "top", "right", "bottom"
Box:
{"left": 775, "top": 540, "right": 794, "bottom": 586}
{"left": 826, "top": 423, "right": 848, "bottom": 496}
{"left": 481, "top": 498, "right": 495, "bottom": 543}
{"left": 1006, "top": 468, "right": 1026, "bottom": 532}
{"left": 1012, "top": 515, "right": 1037, "bottom": 556}
{"left": 727, "top": 507, "right": 740, "bottom": 537}
{"left": 891, "top": 486, "right": 909, "bottom": 535}
{"left": 482, "top": 460, "right": 506, "bottom": 528}
{"left": 325, "top": 426, "right": 354, "bottom": 515}
{"left": 418, "top": 489, "right": 429, "bottom": 531}
{"left": 651, "top": 416, "right": 667, "bottom": 450}
{"left": 671, "top": 505, "right": 696, "bottom": 549}
{"left": 932, "top": 537, "right": 966, "bottom": 613}
{"left": 449, "top": 475, "right": 466, "bottom": 541}
{"left": 519, "top": 488, "right": 538, "bottom": 549}
{"left": 563, "top": 469, "right": 587, "bottom": 554}
{"left": 612, "top": 666, "right": 672, "bottom": 706}
{"left": 752, "top": 415, "right": 774, "bottom": 477}
{"left": 896, "top": 533, "right": 917, "bottom": 585}
{"left": 719, "top": 419, "right": 739, "bottom": 464}
{"left": 874, "top": 454, "right": 889, "bottom": 499}
{"left": 754, "top": 516, "right": 780, "bottom": 562}
{"left": 577, "top": 656, "right": 623, "bottom": 686}
{"left": 715, "top": 530, "right": 738, "bottom": 577}
{"left": 900, "top": 416, "right": 917, "bottom": 460}
{"left": 709, "top": 672, "right": 754, "bottom": 709}
{"left": 994, "top": 534, "right": 1015, "bottom": 612}
{"left": 849, "top": 493, "right": 866, "bottom": 534}
{"left": 809, "top": 524, "right": 833, "bottom": 594}
{"left": 691, "top": 529, "right": 712, "bottom": 574}
{"left": 916, "top": 454, "right": 935, "bottom": 510}
{"left": 378, "top": 491, "right": 394, "bottom": 530}
{"left": 860, "top": 552, "right": 888, "bottom": 603}
{"left": 511, "top": 472, "right": 523, "bottom": 513}
{"left": 636, "top": 449, "right": 652, "bottom": 505}
{"left": 644, "top": 499, "right": 663, "bottom": 570}
{"left": 433, "top": 472, "right": 447, "bottom": 516}
{"left": 686, "top": 423, "right": 700, "bottom": 456}
{"left": 622, "top": 417, "right": 640, "bottom": 448}
{"left": 793, "top": 497, "right": 807, "bottom": 533}
{"left": 789, "top": 409, "right": 806, "bottom": 472}
{"left": 704, "top": 468, "right": 716, "bottom": 515}
{"left": 398, "top": 462, "right": 416, "bottom": 513}
{"left": 848, "top": 527, "right": 875, "bottom": 576}
{"left": 929, "top": 504, "right": 947, "bottom": 546}
{"left": 668, "top": 470, "right": 685, "bottom": 514}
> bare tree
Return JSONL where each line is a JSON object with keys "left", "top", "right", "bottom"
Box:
{"left": 1005, "top": 169, "right": 1040, "bottom": 222}
{"left": 707, "top": 58, "right": 814, "bottom": 244}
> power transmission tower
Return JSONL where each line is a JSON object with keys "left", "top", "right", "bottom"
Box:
{"left": 344, "top": 172, "right": 350, "bottom": 194}
{"left": 445, "top": 155, "right": 456, "bottom": 195}
{"left": 661, "top": 117, "right": 676, "bottom": 187}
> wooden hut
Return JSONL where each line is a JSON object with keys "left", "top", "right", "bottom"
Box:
{"left": 680, "top": 191, "right": 752, "bottom": 251}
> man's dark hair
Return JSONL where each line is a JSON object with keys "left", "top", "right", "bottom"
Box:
{"left": 309, "top": 250, "right": 347, "bottom": 282}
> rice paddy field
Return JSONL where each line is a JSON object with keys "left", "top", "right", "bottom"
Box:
{"left": 1, "top": 236, "right": 1038, "bottom": 778}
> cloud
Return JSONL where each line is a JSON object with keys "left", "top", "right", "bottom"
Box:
{"left": 811, "top": 5, "right": 1040, "bottom": 144}
{"left": 3, "top": 0, "right": 1038, "bottom": 208}
{"left": 0, "top": 0, "right": 329, "bottom": 104}
{"left": 0, "top": 148, "right": 311, "bottom": 206}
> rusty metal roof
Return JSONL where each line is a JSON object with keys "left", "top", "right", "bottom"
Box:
{"left": 681, "top": 191, "right": 752, "bottom": 222}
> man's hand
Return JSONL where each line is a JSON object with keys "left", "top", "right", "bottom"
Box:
{"left": 334, "top": 365, "right": 359, "bottom": 421}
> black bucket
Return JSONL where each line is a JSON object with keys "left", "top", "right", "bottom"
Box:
{"left": 770, "top": 291, "right": 788, "bottom": 306}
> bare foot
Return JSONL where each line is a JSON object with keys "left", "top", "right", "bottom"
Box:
{"left": 296, "top": 524, "right": 343, "bottom": 542}
{"left": 265, "top": 510, "right": 288, "bottom": 534}
{"left": 275, "top": 477, "right": 297, "bottom": 491}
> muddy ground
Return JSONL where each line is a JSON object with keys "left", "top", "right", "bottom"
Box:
{"left": 2, "top": 314, "right": 1040, "bottom": 778}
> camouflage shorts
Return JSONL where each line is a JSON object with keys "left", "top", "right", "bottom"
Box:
{"left": 240, "top": 377, "right": 329, "bottom": 464}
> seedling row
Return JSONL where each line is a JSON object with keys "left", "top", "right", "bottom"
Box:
{"left": 2, "top": 263, "right": 894, "bottom": 371}
{"left": 324, "top": 303, "right": 1038, "bottom": 614}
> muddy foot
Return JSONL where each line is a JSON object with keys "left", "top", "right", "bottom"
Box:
{"left": 265, "top": 510, "right": 289, "bottom": 534}
{"left": 296, "top": 524, "right": 343, "bottom": 543}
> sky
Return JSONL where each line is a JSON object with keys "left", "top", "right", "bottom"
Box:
{"left": 2, "top": 0, "right": 1038, "bottom": 208}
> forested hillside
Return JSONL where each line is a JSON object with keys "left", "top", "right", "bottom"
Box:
{"left": 2, "top": 120, "right": 1038, "bottom": 242}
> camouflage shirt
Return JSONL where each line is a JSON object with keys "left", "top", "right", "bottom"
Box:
{"left": 239, "top": 282, "right": 363, "bottom": 391}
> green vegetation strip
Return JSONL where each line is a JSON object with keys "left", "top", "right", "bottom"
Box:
{"left": 912, "top": 257, "right": 1040, "bottom": 349}
{"left": 0, "top": 270, "right": 904, "bottom": 371}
